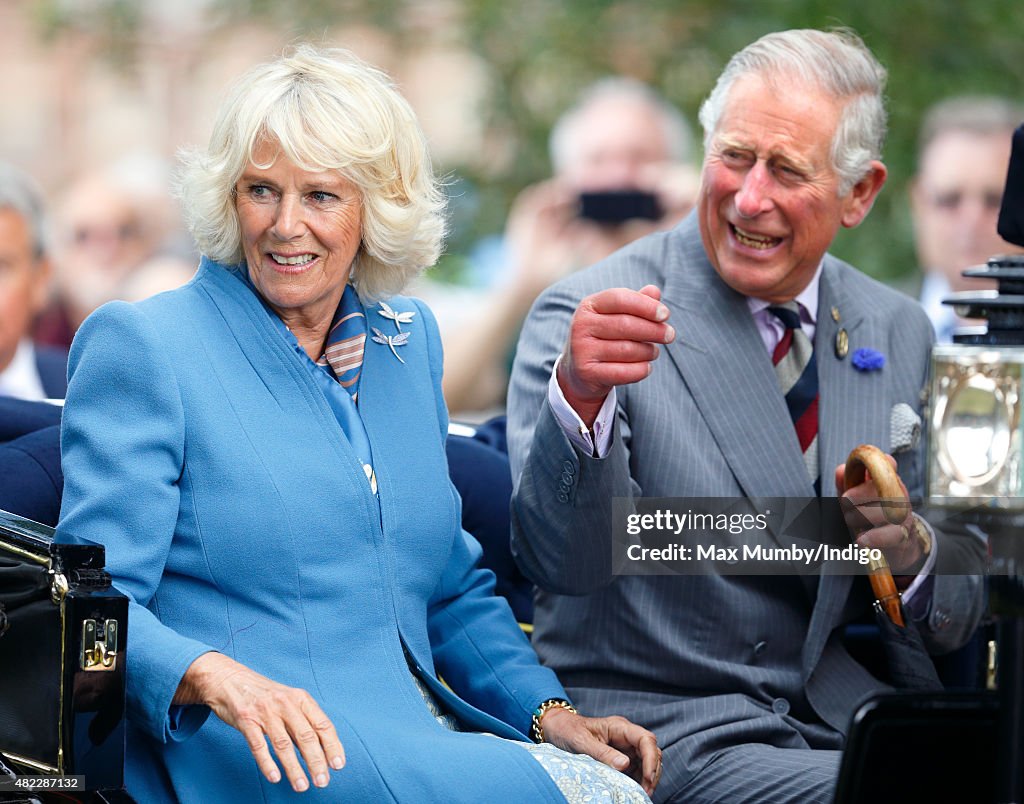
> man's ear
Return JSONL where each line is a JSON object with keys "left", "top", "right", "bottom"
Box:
{"left": 841, "top": 160, "right": 888, "bottom": 229}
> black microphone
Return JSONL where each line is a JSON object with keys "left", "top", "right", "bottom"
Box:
{"left": 997, "top": 122, "right": 1024, "bottom": 247}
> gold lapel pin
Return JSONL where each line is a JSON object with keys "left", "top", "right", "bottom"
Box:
{"left": 831, "top": 306, "right": 840, "bottom": 322}
{"left": 835, "top": 328, "right": 849, "bottom": 359}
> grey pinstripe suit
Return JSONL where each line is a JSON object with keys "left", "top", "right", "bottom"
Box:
{"left": 507, "top": 214, "right": 986, "bottom": 803}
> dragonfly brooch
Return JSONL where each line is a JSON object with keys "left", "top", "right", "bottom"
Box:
{"left": 371, "top": 327, "right": 410, "bottom": 363}
{"left": 377, "top": 301, "right": 416, "bottom": 332}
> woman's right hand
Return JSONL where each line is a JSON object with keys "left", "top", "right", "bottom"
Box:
{"left": 173, "top": 652, "right": 345, "bottom": 792}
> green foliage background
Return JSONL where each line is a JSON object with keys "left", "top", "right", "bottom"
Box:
{"left": 35, "top": 0, "right": 1024, "bottom": 284}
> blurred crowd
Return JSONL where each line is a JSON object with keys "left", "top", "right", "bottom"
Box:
{"left": 0, "top": 154, "right": 196, "bottom": 401}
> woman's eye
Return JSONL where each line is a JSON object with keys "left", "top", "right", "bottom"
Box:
{"left": 309, "top": 191, "right": 336, "bottom": 203}
{"left": 248, "top": 184, "right": 273, "bottom": 199}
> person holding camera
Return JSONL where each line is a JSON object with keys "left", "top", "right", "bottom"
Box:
{"left": 434, "top": 78, "right": 699, "bottom": 417}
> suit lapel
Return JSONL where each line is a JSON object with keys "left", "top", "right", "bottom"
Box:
{"left": 659, "top": 244, "right": 895, "bottom": 661}
{"left": 815, "top": 259, "right": 890, "bottom": 482}
{"left": 659, "top": 223, "right": 815, "bottom": 500}
{"left": 804, "top": 259, "right": 892, "bottom": 673}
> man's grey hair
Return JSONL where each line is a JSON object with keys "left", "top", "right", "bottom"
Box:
{"left": 698, "top": 28, "right": 887, "bottom": 196}
{"left": 549, "top": 77, "right": 695, "bottom": 173}
{"left": 917, "top": 95, "right": 1024, "bottom": 168}
{"left": 0, "top": 162, "right": 50, "bottom": 259}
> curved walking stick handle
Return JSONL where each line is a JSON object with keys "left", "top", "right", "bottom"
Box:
{"left": 844, "top": 444, "right": 907, "bottom": 628}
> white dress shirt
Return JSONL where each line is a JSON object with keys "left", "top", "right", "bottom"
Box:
{"left": 0, "top": 339, "right": 47, "bottom": 401}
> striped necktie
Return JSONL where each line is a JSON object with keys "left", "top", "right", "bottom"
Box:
{"left": 768, "top": 302, "right": 819, "bottom": 490}
{"left": 317, "top": 284, "right": 366, "bottom": 402}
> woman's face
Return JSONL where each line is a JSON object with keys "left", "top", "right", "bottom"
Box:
{"left": 235, "top": 141, "right": 362, "bottom": 333}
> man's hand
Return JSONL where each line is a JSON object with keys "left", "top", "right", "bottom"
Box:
{"left": 174, "top": 652, "right": 345, "bottom": 793}
{"left": 835, "top": 456, "right": 925, "bottom": 573}
{"left": 557, "top": 284, "right": 675, "bottom": 426}
{"left": 505, "top": 179, "right": 604, "bottom": 296}
{"left": 540, "top": 707, "right": 662, "bottom": 796}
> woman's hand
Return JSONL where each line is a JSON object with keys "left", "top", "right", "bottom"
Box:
{"left": 539, "top": 708, "right": 662, "bottom": 796}
{"left": 174, "top": 652, "right": 345, "bottom": 792}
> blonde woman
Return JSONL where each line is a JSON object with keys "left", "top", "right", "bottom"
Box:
{"left": 56, "top": 46, "right": 659, "bottom": 803}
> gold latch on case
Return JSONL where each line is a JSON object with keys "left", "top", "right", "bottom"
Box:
{"left": 81, "top": 619, "right": 118, "bottom": 671}
{"left": 50, "top": 572, "right": 68, "bottom": 604}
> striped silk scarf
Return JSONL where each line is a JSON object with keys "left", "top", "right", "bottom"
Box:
{"left": 317, "top": 284, "right": 367, "bottom": 402}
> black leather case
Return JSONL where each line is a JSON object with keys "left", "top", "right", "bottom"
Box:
{"left": 0, "top": 509, "right": 127, "bottom": 793}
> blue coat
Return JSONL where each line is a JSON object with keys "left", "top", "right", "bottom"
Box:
{"left": 56, "top": 258, "right": 568, "bottom": 802}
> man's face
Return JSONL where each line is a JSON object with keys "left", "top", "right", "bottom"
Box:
{"left": 698, "top": 73, "right": 885, "bottom": 303}
{"left": 0, "top": 208, "right": 50, "bottom": 371}
{"left": 56, "top": 177, "right": 157, "bottom": 318}
{"left": 562, "top": 98, "right": 672, "bottom": 192}
{"left": 911, "top": 130, "right": 1018, "bottom": 288}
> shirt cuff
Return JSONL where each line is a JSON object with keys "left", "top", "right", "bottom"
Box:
{"left": 900, "top": 515, "right": 938, "bottom": 618}
{"left": 547, "top": 354, "right": 617, "bottom": 458}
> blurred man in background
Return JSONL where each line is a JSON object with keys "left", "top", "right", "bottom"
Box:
{"left": 0, "top": 162, "right": 66, "bottom": 400}
{"left": 34, "top": 153, "right": 193, "bottom": 348}
{"left": 430, "top": 78, "right": 699, "bottom": 416}
{"left": 911, "top": 95, "right": 1024, "bottom": 342}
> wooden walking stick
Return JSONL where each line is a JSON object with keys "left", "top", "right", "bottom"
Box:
{"left": 844, "top": 444, "right": 909, "bottom": 628}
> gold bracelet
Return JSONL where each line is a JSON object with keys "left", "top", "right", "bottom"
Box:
{"left": 530, "top": 698, "right": 577, "bottom": 743}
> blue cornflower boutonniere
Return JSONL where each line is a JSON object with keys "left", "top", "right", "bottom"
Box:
{"left": 852, "top": 348, "right": 885, "bottom": 372}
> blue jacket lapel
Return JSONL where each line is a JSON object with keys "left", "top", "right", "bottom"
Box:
{"left": 196, "top": 258, "right": 368, "bottom": 475}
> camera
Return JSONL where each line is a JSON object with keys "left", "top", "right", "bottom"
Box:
{"left": 578, "top": 190, "right": 662, "bottom": 224}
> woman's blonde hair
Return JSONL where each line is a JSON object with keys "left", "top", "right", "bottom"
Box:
{"left": 177, "top": 44, "right": 446, "bottom": 302}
